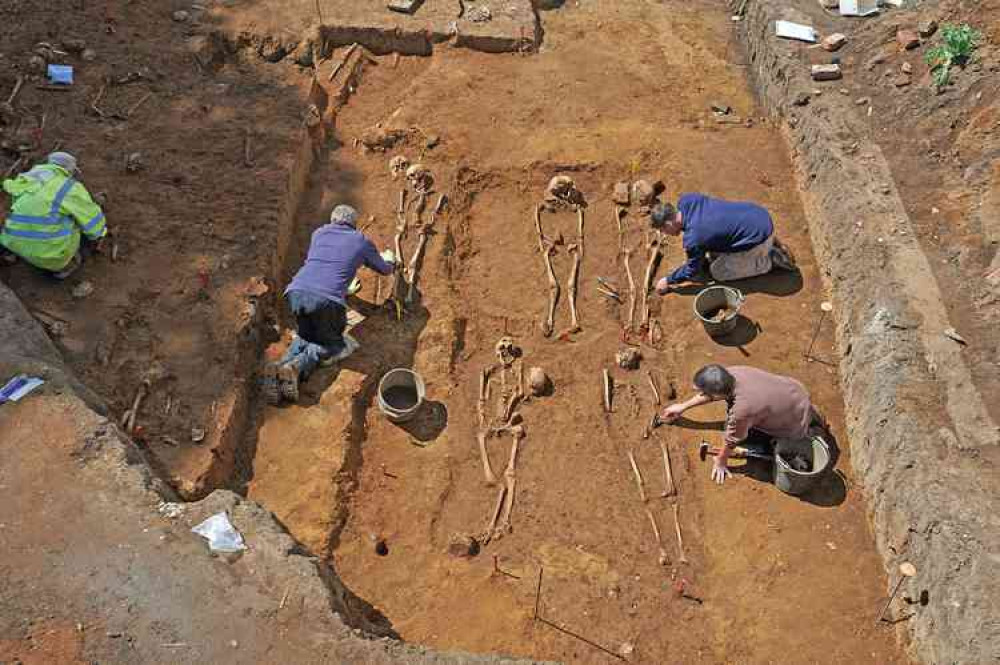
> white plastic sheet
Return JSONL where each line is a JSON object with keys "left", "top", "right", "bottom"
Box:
{"left": 191, "top": 512, "right": 246, "bottom": 553}
{"left": 775, "top": 20, "right": 818, "bottom": 42}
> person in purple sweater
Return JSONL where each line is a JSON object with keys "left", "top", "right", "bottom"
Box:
{"left": 264, "top": 204, "right": 395, "bottom": 404}
{"left": 649, "top": 193, "right": 796, "bottom": 293}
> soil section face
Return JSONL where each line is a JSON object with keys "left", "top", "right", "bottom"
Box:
{"left": 244, "top": 1, "right": 911, "bottom": 663}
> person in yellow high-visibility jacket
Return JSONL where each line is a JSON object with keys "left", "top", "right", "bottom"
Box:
{"left": 1, "top": 152, "right": 108, "bottom": 279}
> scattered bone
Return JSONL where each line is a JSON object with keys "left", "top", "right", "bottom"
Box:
{"left": 191, "top": 428, "right": 206, "bottom": 443}
{"left": 627, "top": 450, "right": 647, "bottom": 503}
{"left": 602, "top": 368, "right": 613, "bottom": 413}
{"left": 640, "top": 232, "right": 663, "bottom": 330}
{"left": 615, "top": 347, "right": 641, "bottom": 370}
{"left": 389, "top": 154, "right": 409, "bottom": 179}
{"left": 623, "top": 246, "right": 637, "bottom": 332}
{"left": 646, "top": 506, "right": 671, "bottom": 566}
{"left": 646, "top": 370, "right": 661, "bottom": 405}
{"left": 527, "top": 366, "right": 548, "bottom": 397}
{"left": 672, "top": 502, "right": 688, "bottom": 564}
{"left": 659, "top": 441, "right": 676, "bottom": 498}
{"left": 534, "top": 205, "right": 560, "bottom": 337}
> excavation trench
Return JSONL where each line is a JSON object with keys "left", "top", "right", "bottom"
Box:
{"left": 183, "top": 3, "right": 920, "bottom": 662}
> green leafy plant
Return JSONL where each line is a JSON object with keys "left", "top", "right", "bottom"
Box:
{"left": 925, "top": 23, "right": 982, "bottom": 88}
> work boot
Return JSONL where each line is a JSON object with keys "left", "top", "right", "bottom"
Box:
{"left": 261, "top": 364, "right": 281, "bottom": 406}
{"left": 769, "top": 240, "right": 797, "bottom": 272}
{"left": 319, "top": 333, "right": 360, "bottom": 367}
{"left": 277, "top": 361, "right": 300, "bottom": 402}
{"left": 52, "top": 253, "right": 83, "bottom": 280}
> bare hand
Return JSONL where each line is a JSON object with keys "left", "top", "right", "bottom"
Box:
{"left": 659, "top": 403, "right": 685, "bottom": 423}
{"left": 655, "top": 277, "right": 671, "bottom": 296}
{"left": 710, "top": 459, "right": 731, "bottom": 485}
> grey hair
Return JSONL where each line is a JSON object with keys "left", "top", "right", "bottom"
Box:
{"left": 330, "top": 204, "right": 359, "bottom": 227}
{"left": 47, "top": 151, "right": 79, "bottom": 175}
{"left": 650, "top": 202, "right": 676, "bottom": 228}
{"left": 693, "top": 364, "right": 735, "bottom": 398}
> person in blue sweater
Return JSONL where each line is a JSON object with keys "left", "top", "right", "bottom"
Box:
{"left": 263, "top": 204, "right": 396, "bottom": 404}
{"left": 650, "top": 193, "right": 796, "bottom": 294}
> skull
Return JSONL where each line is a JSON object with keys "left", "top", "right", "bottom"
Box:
{"left": 389, "top": 155, "right": 410, "bottom": 179}
{"left": 495, "top": 336, "right": 519, "bottom": 366}
{"left": 406, "top": 163, "right": 434, "bottom": 192}
{"left": 544, "top": 174, "right": 585, "bottom": 208}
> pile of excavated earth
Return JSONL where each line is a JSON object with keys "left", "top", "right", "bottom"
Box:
{"left": 1, "top": 0, "right": 996, "bottom": 663}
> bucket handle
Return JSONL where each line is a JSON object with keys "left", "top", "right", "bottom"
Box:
{"left": 730, "top": 287, "right": 745, "bottom": 306}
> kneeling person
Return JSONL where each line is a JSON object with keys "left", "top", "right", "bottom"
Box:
{"left": 1, "top": 152, "right": 108, "bottom": 279}
{"left": 265, "top": 204, "right": 395, "bottom": 404}
{"left": 650, "top": 193, "right": 795, "bottom": 293}
{"left": 660, "top": 364, "right": 818, "bottom": 484}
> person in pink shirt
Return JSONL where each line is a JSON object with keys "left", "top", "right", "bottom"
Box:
{"left": 660, "top": 364, "right": 821, "bottom": 484}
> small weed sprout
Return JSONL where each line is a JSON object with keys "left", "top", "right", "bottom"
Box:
{"left": 925, "top": 23, "right": 982, "bottom": 88}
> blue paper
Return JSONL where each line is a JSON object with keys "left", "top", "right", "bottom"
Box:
{"left": 47, "top": 64, "right": 74, "bottom": 85}
{"left": 0, "top": 375, "right": 45, "bottom": 404}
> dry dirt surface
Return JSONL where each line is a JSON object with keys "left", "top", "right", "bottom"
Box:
{"left": 241, "top": 2, "right": 908, "bottom": 664}
{"left": 1, "top": 0, "right": 923, "bottom": 663}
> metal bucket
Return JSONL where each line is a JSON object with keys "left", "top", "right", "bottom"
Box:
{"left": 377, "top": 368, "right": 426, "bottom": 423}
{"left": 694, "top": 286, "right": 744, "bottom": 337}
{"left": 773, "top": 435, "right": 831, "bottom": 496}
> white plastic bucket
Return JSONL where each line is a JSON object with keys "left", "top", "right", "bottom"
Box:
{"left": 773, "top": 435, "right": 831, "bottom": 496}
{"left": 377, "top": 368, "right": 426, "bottom": 423}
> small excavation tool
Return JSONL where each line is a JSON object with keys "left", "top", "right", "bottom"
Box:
{"left": 698, "top": 440, "right": 774, "bottom": 462}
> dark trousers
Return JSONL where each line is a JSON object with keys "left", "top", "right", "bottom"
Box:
{"left": 282, "top": 289, "right": 347, "bottom": 379}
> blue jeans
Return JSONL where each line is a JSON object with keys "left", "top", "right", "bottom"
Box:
{"left": 281, "top": 289, "right": 347, "bottom": 380}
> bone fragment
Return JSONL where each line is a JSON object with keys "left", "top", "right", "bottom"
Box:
{"left": 495, "top": 426, "right": 524, "bottom": 538}
{"left": 646, "top": 370, "right": 661, "bottom": 405}
{"left": 627, "top": 449, "right": 647, "bottom": 503}
{"left": 481, "top": 485, "right": 507, "bottom": 546}
{"left": 477, "top": 366, "right": 498, "bottom": 484}
{"left": 646, "top": 506, "right": 670, "bottom": 566}
{"left": 640, "top": 232, "right": 663, "bottom": 330}
{"left": 623, "top": 246, "right": 637, "bottom": 333}
{"left": 659, "top": 441, "right": 676, "bottom": 498}
{"left": 602, "top": 368, "right": 612, "bottom": 413}
{"left": 672, "top": 502, "right": 689, "bottom": 564}
{"left": 534, "top": 205, "right": 560, "bottom": 337}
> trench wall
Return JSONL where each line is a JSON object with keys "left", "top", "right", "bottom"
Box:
{"left": 745, "top": 1, "right": 1000, "bottom": 662}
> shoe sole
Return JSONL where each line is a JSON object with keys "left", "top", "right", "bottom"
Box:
{"left": 261, "top": 366, "right": 281, "bottom": 405}
{"left": 277, "top": 364, "right": 299, "bottom": 402}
